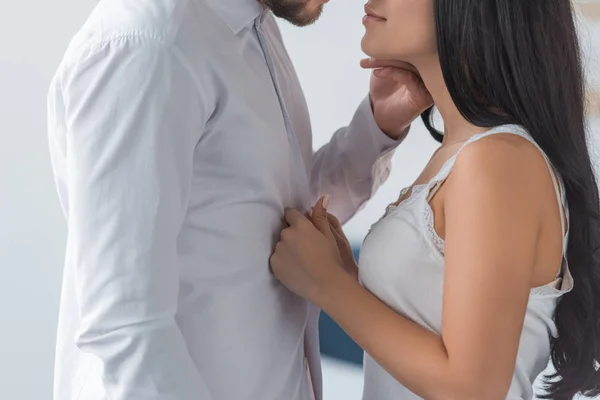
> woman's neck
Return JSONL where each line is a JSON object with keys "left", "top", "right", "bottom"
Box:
{"left": 416, "top": 58, "right": 488, "bottom": 146}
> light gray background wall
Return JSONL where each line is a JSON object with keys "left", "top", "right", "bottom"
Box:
{"left": 0, "top": 1, "right": 598, "bottom": 399}
{"left": 0, "top": 1, "right": 95, "bottom": 398}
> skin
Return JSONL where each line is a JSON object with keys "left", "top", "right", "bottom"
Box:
{"left": 259, "top": 0, "right": 434, "bottom": 138}
{"left": 259, "top": 0, "right": 328, "bottom": 26}
{"left": 270, "top": 0, "right": 567, "bottom": 399}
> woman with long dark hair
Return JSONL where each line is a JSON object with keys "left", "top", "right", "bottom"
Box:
{"left": 270, "top": 0, "right": 600, "bottom": 399}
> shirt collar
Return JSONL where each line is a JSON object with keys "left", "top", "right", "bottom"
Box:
{"left": 205, "top": 0, "right": 265, "bottom": 35}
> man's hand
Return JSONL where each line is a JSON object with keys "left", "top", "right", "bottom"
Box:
{"left": 361, "top": 58, "right": 434, "bottom": 140}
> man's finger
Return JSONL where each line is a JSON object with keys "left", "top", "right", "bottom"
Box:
{"left": 360, "top": 58, "right": 418, "bottom": 74}
{"left": 361, "top": 58, "right": 417, "bottom": 73}
{"left": 373, "top": 67, "right": 423, "bottom": 86}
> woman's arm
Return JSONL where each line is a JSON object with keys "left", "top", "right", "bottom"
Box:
{"left": 272, "top": 135, "right": 544, "bottom": 400}
{"left": 320, "top": 136, "right": 541, "bottom": 399}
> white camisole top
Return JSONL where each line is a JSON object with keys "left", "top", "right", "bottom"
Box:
{"left": 358, "top": 125, "right": 574, "bottom": 400}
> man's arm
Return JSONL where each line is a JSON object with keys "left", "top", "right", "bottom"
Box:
{"left": 310, "top": 61, "right": 432, "bottom": 224}
{"left": 310, "top": 96, "right": 407, "bottom": 224}
{"left": 62, "top": 36, "right": 214, "bottom": 399}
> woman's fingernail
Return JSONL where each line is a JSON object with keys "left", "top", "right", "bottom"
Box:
{"left": 323, "top": 194, "right": 331, "bottom": 210}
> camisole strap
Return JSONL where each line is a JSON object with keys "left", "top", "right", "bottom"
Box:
{"left": 425, "top": 124, "right": 570, "bottom": 279}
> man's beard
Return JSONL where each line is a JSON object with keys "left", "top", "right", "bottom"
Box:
{"left": 259, "top": 0, "right": 324, "bottom": 27}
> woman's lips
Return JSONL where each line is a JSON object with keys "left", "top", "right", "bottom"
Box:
{"left": 363, "top": 4, "right": 387, "bottom": 24}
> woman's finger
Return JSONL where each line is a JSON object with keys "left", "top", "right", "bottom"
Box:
{"left": 310, "top": 196, "right": 336, "bottom": 242}
{"left": 284, "top": 207, "right": 309, "bottom": 228}
{"left": 327, "top": 214, "right": 353, "bottom": 253}
{"left": 327, "top": 213, "right": 344, "bottom": 237}
{"left": 330, "top": 222, "right": 345, "bottom": 245}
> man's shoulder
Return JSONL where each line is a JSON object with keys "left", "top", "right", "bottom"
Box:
{"left": 63, "top": 0, "right": 221, "bottom": 61}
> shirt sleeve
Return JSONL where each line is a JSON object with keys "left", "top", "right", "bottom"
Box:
{"left": 310, "top": 96, "right": 408, "bottom": 223}
{"left": 61, "top": 35, "right": 214, "bottom": 399}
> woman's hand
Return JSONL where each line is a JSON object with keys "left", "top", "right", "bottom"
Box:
{"left": 362, "top": 58, "right": 434, "bottom": 139}
{"left": 327, "top": 212, "right": 359, "bottom": 281}
{"left": 270, "top": 196, "right": 352, "bottom": 303}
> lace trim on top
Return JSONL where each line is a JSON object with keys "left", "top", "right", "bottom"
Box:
{"left": 376, "top": 124, "right": 574, "bottom": 297}
{"left": 423, "top": 199, "right": 446, "bottom": 254}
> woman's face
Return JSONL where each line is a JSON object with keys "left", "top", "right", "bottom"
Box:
{"left": 362, "top": 0, "right": 437, "bottom": 64}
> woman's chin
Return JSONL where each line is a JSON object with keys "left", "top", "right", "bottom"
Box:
{"left": 361, "top": 35, "right": 418, "bottom": 64}
{"left": 361, "top": 36, "right": 392, "bottom": 60}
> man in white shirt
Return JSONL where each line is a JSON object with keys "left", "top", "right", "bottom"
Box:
{"left": 47, "top": 0, "right": 427, "bottom": 399}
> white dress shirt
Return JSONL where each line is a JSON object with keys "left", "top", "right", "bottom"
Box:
{"left": 47, "top": 0, "right": 403, "bottom": 399}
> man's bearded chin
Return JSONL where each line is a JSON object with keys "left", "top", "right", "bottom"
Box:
{"left": 259, "top": 0, "right": 324, "bottom": 27}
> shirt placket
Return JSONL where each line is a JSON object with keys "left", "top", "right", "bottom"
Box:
{"left": 254, "top": 14, "right": 312, "bottom": 212}
{"left": 254, "top": 13, "right": 316, "bottom": 400}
